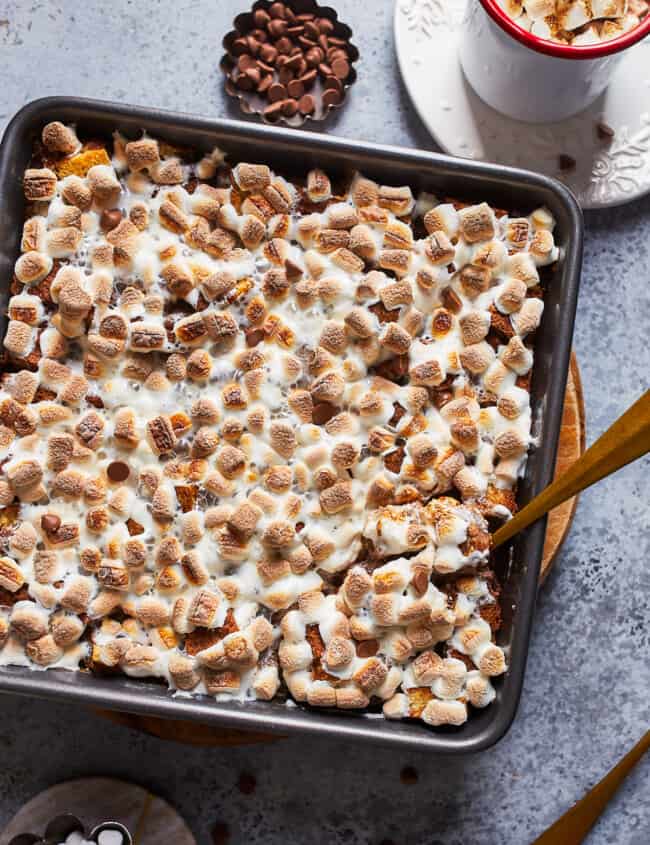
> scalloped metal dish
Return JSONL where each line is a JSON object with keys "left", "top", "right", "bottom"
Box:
{"left": 9, "top": 813, "right": 132, "bottom": 845}
{"left": 0, "top": 97, "right": 583, "bottom": 753}
{"left": 221, "top": 0, "right": 359, "bottom": 127}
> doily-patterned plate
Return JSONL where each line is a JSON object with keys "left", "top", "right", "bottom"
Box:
{"left": 394, "top": 0, "right": 650, "bottom": 209}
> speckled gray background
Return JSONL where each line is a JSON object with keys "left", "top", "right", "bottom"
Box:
{"left": 0, "top": 2, "right": 648, "bottom": 844}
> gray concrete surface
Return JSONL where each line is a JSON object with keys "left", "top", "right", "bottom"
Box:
{"left": 0, "top": 2, "right": 648, "bottom": 843}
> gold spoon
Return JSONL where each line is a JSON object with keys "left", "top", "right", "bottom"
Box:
{"left": 493, "top": 390, "right": 650, "bottom": 549}
{"left": 532, "top": 730, "right": 650, "bottom": 844}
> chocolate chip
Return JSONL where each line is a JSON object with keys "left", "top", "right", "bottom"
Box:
{"left": 231, "top": 37, "right": 249, "bottom": 56}
{"left": 246, "top": 328, "right": 265, "bottom": 347}
{"left": 259, "top": 43, "right": 278, "bottom": 64}
{"left": 332, "top": 58, "right": 350, "bottom": 80}
{"left": 284, "top": 53, "right": 303, "bottom": 71}
{"left": 328, "top": 47, "right": 348, "bottom": 62}
{"left": 100, "top": 208, "right": 123, "bottom": 233}
{"left": 244, "top": 67, "right": 261, "bottom": 87}
{"left": 287, "top": 78, "right": 304, "bottom": 99}
{"left": 411, "top": 566, "right": 429, "bottom": 596}
{"left": 253, "top": 8, "right": 270, "bottom": 27}
{"left": 317, "top": 17, "right": 334, "bottom": 34}
{"left": 324, "top": 75, "right": 342, "bottom": 92}
{"left": 257, "top": 75, "right": 273, "bottom": 94}
{"left": 596, "top": 121, "right": 615, "bottom": 141}
{"left": 299, "top": 69, "right": 317, "bottom": 87}
{"left": 284, "top": 258, "right": 303, "bottom": 281}
{"left": 264, "top": 101, "right": 285, "bottom": 120}
{"left": 356, "top": 639, "right": 379, "bottom": 657}
{"left": 237, "top": 53, "right": 257, "bottom": 71}
{"left": 237, "top": 772, "right": 257, "bottom": 795}
{"left": 107, "top": 460, "right": 130, "bottom": 483}
{"left": 269, "top": 2, "right": 286, "bottom": 19}
{"left": 318, "top": 62, "right": 333, "bottom": 77}
{"left": 305, "top": 46, "right": 323, "bottom": 67}
{"left": 267, "top": 18, "right": 287, "bottom": 38}
{"left": 440, "top": 286, "right": 462, "bottom": 314}
{"left": 250, "top": 28, "right": 268, "bottom": 43}
{"left": 304, "top": 20, "right": 320, "bottom": 40}
{"left": 558, "top": 154, "right": 576, "bottom": 171}
{"left": 298, "top": 93, "right": 315, "bottom": 115}
{"left": 322, "top": 88, "right": 342, "bottom": 108}
{"left": 312, "top": 402, "right": 338, "bottom": 424}
{"left": 41, "top": 514, "right": 61, "bottom": 534}
{"left": 400, "top": 765, "right": 419, "bottom": 785}
{"left": 245, "top": 35, "right": 260, "bottom": 56}
{"left": 211, "top": 822, "right": 230, "bottom": 845}
{"left": 237, "top": 72, "right": 254, "bottom": 92}
{"left": 268, "top": 82, "right": 287, "bottom": 103}
{"left": 276, "top": 36, "right": 293, "bottom": 54}
{"left": 282, "top": 98, "right": 299, "bottom": 117}
{"left": 278, "top": 65, "right": 294, "bottom": 85}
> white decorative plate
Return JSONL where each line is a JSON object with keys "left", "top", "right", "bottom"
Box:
{"left": 394, "top": 0, "right": 650, "bottom": 209}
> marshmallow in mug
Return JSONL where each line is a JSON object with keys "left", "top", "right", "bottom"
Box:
{"left": 499, "top": 0, "right": 649, "bottom": 44}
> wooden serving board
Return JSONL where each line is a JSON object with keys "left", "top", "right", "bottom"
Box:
{"left": 539, "top": 351, "right": 585, "bottom": 583}
{"left": 97, "top": 353, "right": 585, "bottom": 747}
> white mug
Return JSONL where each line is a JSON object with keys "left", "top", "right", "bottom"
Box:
{"left": 459, "top": 0, "right": 650, "bottom": 123}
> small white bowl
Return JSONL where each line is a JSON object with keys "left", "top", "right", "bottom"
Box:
{"left": 459, "top": 0, "right": 650, "bottom": 123}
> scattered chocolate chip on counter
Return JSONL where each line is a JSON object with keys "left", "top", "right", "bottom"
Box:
{"left": 596, "top": 120, "right": 616, "bottom": 141}
{"left": 222, "top": 0, "right": 358, "bottom": 125}
{"left": 212, "top": 822, "right": 231, "bottom": 845}
{"left": 399, "top": 765, "right": 419, "bottom": 785}
{"left": 558, "top": 154, "right": 577, "bottom": 172}
{"left": 237, "top": 771, "right": 257, "bottom": 795}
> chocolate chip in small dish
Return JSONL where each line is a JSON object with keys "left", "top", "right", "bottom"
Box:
{"left": 221, "top": 0, "right": 359, "bottom": 127}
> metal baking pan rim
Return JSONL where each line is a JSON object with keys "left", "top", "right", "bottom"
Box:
{"left": 0, "top": 96, "right": 583, "bottom": 753}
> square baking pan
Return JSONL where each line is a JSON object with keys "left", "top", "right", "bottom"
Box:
{"left": 0, "top": 97, "right": 583, "bottom": 753}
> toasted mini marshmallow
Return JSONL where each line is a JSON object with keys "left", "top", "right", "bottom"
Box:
{"left": 42, "top": 121, "right": 80, "bottom": 154}
{"left": 525, "top": 0, "right": 555, "bottom": 18}
{"left": 422, "top": 698, "right": 468, "bottom": 726}
{"left": 559, "top": 0, "right": 592, "bottom": 30}
{"left": 14, "top": 251, "right": 52, "bottom": 285}
{"left": 87, "top": 164, "right": 121, "bottom": 206}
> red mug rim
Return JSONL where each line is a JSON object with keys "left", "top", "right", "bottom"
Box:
{"left": 479, "top": 0, "right": 650, "bottom": 58}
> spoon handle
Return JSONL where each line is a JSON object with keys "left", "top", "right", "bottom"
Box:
{"left": 532, "top": 731, "right": 650, "bottom": 844}
{"left": 493, "top": 390, "right": 650, "bottom": 549}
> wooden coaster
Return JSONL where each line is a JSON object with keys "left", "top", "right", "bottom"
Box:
{"left": 97, "top": 353, "right": 584, "bottom": 746}
{"left": 0, "top": 778, "right": 195, "bottom": 845}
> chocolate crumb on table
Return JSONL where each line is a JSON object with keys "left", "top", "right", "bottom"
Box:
{"left": 0, "top": 117, "right": 561, "bottom": 730}
{"left": 212, "top": 822, "right": 231, "bottom": 845}
{"left": 399, "top": 765, "right": 419, "bottom": 785}
{"left": 237, "top": 772, "right": 257, "bottom": 795}
{"left": 596, "top": 121, "right": 616, "bottom": 141}
{"left": 559, "top": 154, "right": 577, "bottom": 172}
